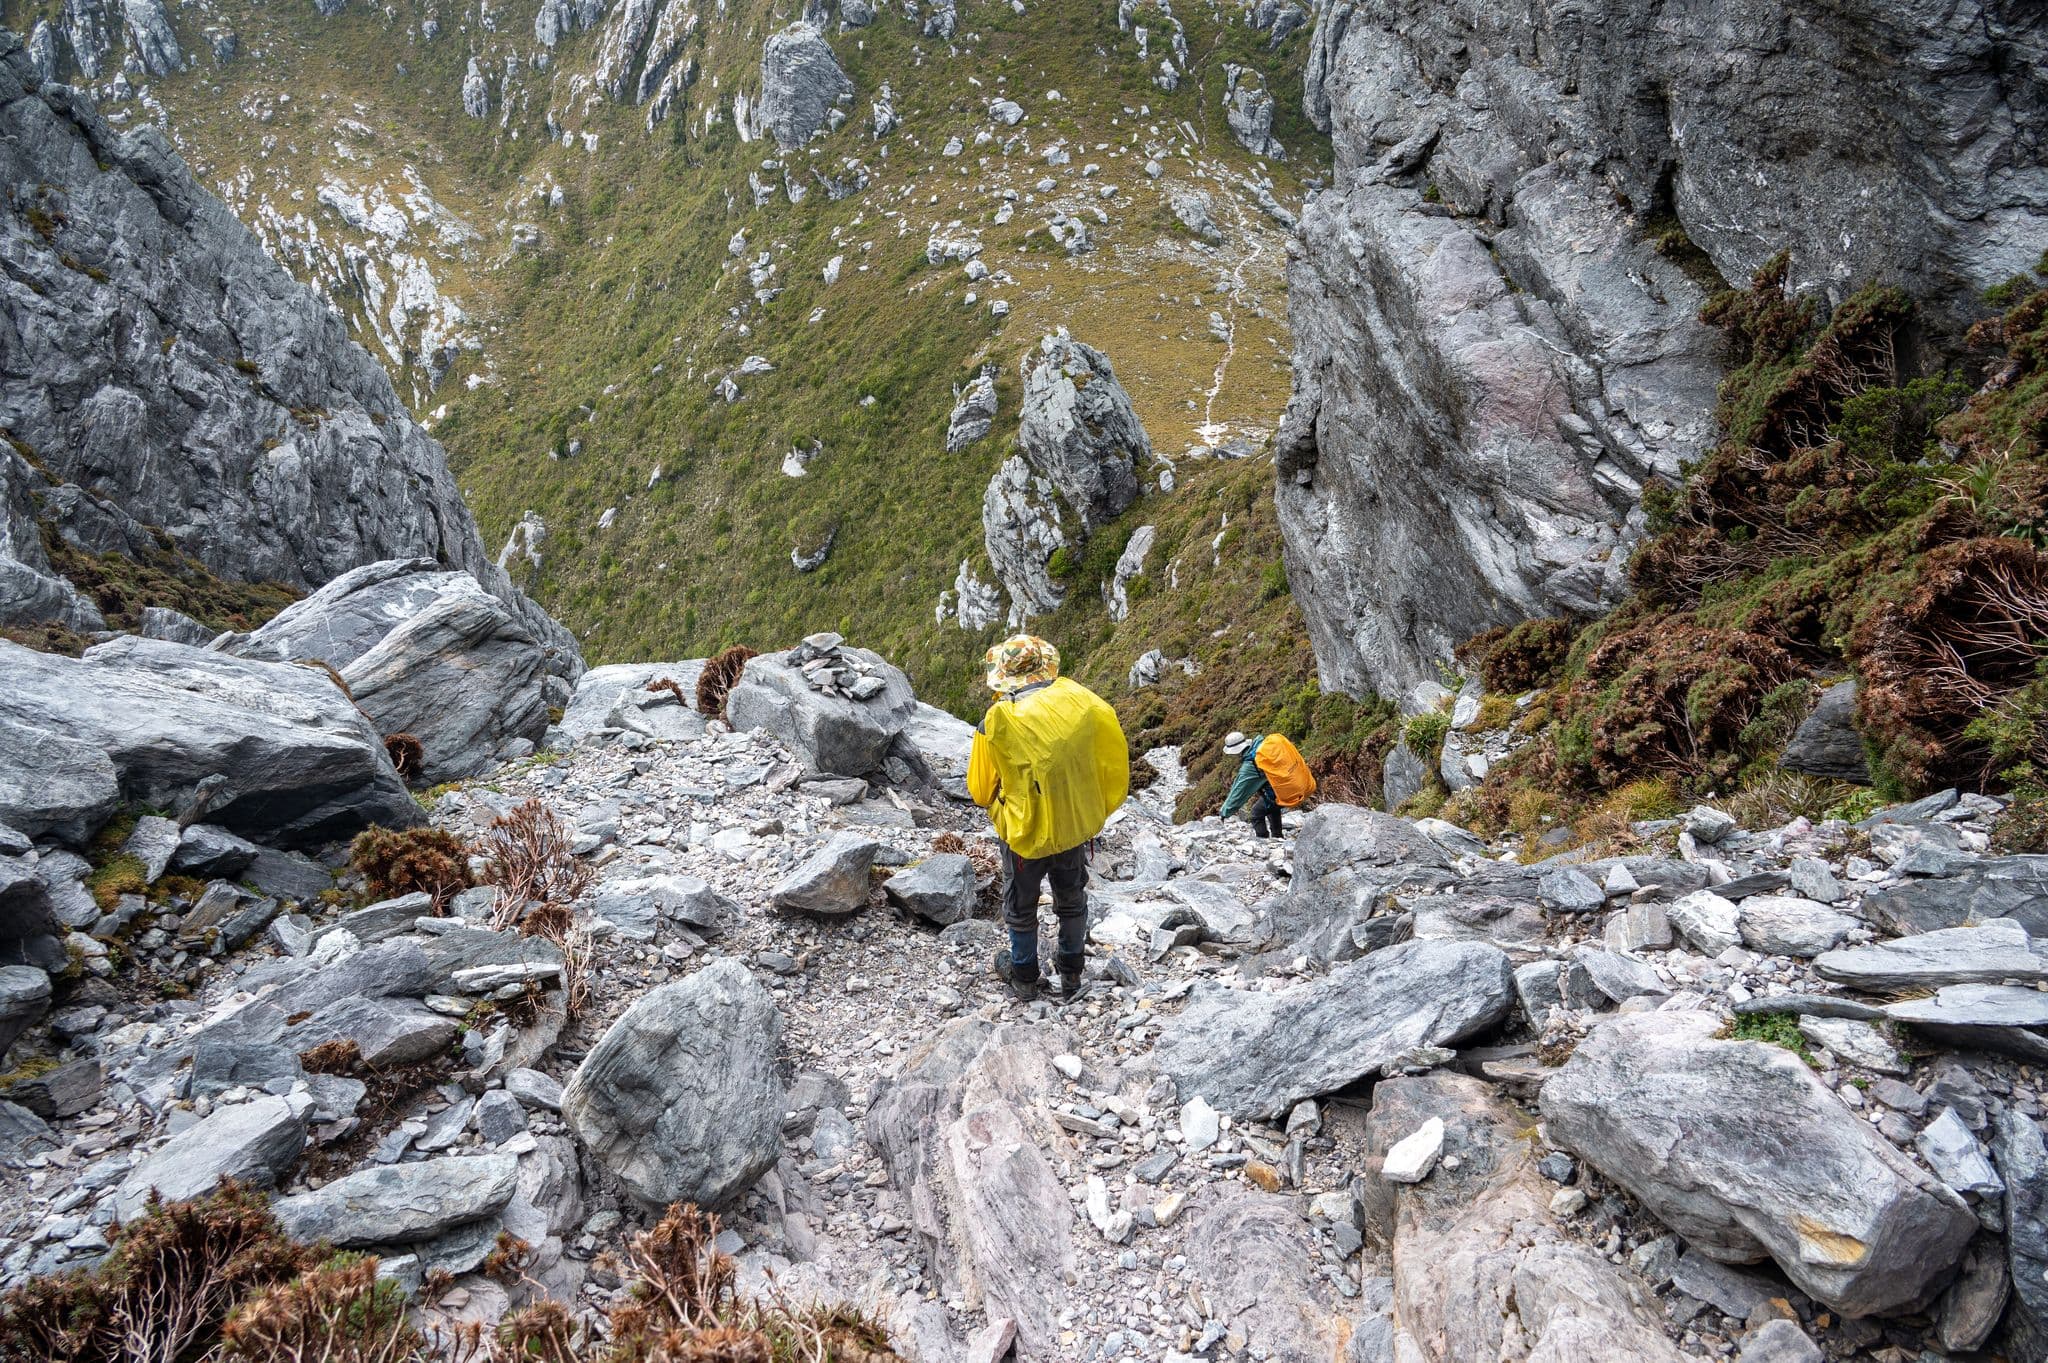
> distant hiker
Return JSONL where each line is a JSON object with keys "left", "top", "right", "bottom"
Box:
{"left": 1219, "top": 730, "right": 1316, "bottom": 838}
{"left": 969, "top": 634, "right": 1130, "bottom": 1003}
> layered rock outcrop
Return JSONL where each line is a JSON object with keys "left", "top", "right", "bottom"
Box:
{"left": 0, "top": 36, "right": 578, "bottom": 674}
{"left": 1278, "top": 1, "right": 2048, "bottom": 700}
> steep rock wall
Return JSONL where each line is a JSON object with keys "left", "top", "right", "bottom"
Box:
{"left": 0, "top": 34, "right": 579, "bottom": 672}
{"left": 1279, "top": 0, "right": 2048, "bottom": 703}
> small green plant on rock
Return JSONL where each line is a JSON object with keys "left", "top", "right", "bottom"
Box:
{"left": 1727, "top": 1011, "right": 1816, "bottom": 1065}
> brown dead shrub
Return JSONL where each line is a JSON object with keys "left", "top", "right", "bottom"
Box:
{"left": 695, "top": 646, "right": 758, "bottom": 719}
{"left": 1465, "top": 617, "right": 1578, "bottom": 694}
{"left": 348, "top": 825, "right": 474, "bottom": 911}
{"left": 0, "top": 1181, "right": 314, "bottom": 1363}
{"left": 1851, "top": 536, "right": 2048, "bottom": 789}
{"left": 298, "top": 1039, "right": 363, "bottom": 1076}
{"left": 218, "top": 1252, "right": 418, "bottom": 1362}
{"left": 383, "top": 733, "right": 424, "bottom": 783}
{"left": 481, "top": 798, "right": 594, "bottom": 928}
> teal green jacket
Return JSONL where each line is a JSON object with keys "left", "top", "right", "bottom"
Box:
{"left": 1219, "top": 742, "right": 1272, "bottom": 818}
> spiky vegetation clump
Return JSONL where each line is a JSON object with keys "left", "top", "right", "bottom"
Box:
{"left": 0, "top": 1182, "right": 314, "bottom": 1363}
{"left": 695, "top": 646, "right": 758, "bottom": 719}
{"left": 347, "top": 825, "right": 475, "bottom": 910}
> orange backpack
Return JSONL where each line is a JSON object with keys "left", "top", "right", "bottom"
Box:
{"left": 1255, "top": 733, "right": 1316, "bottom": 808}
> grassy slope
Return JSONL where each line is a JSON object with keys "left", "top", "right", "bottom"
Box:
{"left": 59, "top": 0, "right": 1326, "bottom": 739}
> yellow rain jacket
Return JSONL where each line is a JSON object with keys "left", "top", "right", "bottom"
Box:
{"left": 968, "top": 677, "right": 1130, "bottom": 859}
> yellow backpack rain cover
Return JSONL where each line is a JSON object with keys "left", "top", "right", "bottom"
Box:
{"left": 979, "top": 678, "right": 1131, "bottom": 859}
{"left": 1255, "top": 732, "right": 1316, "bottom": 808}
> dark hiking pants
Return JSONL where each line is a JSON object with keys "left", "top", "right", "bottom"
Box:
{"left": 1001, "top": 842, "right": 1089, "bottom": 978}
{"left": 1249, "top": 788, "right": 1284, "bottom": 838}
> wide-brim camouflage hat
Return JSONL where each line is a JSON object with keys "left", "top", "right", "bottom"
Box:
{"left": 985, "top": 634, "right": 1060, "bottom": 692}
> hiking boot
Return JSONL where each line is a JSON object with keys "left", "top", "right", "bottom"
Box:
{"left": 1055, "top": 954, "right": 1090, "bottom": 1003}
{"left": 993, "top": 947, "right": 1041, "bottom": 1003}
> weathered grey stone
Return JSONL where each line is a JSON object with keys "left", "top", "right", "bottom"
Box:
{"left": 1780, "top": 682, "right": 1870, "bottom": 785}
{"left": 112, "top": 1095, "right": 306, "bottom": 1218}
{"left": 1222, "top": 63, "right": 1283, "bottom": 158}
{"left": 1795, "top": 1017, "right": 1907, "bottom": 1075}
{"left": 1737, "top": 895, "right": 1860, "bottom": 958}
{"left": 1359, "top": 1073, "right": 1684, "bottom": 1362}
{"left": 334, "top": 579, "right": 549, "bottom": 782}
{"left": 1990, "top": 1103, "right": 2048, "bottom": 1358}
{"left": 1155, "top": 939, "right": 1514, "bottom": 1118}
{"left": 0, "top": 638, "right": 421, "bottom": 848}
{"left": 1885, "top": 983, "right": 2048, "bottom": 1060}
{"left": 310, "top": 893, "right": 434, "bottom": 950}
{"left": 561, "top": 959, "right": 785, "bottom": 1207}
{"left": 1188, "top": 1194, "right": 1364, "bottom": 1361}
{"left": 504, "top": 1067, "right": 563, "bottom": 1112}
{"left": 1738, "top": 1319, "right": 1822, "bottom": 1363}
{"left": 1571, "top": 947, "right": 1667, "bottom": 1005}
{"left": 286, "top": 995, "right": 460, "bottom": 1068}
{"left": 1862, "top": 855, "right": 2048, "bottom": 938}
{"left": 1542, "top": 1011, "right": 1976, "bottom": 1316}
{"left": 589, "top": 874, "right": 737, "bottom": 941}
{"left": 884, "top": 854, "right": 976, "bottom": 925}
{"left": 1814, "top": 919, "right": 2048, "bottom": 992}
{"left": 727, "top": 648, "right": 916, "bottom": 777}
{"left": 119, "top": 814, "right": 180, "bottom": 883}
{"left": 473, "top": 1089, "right": 527, "bottom": 1145}
{"left": 945, "top": 369, "right": 998, "bottom": 452}
{"left": 771, "top": 832, "right": 880, "bottom": 915}
{"left": 556, "top": 660, "right": 704, "bottom": 742}
{"left": 1666, "top": 889, "right": 1743, "bottom": 956}
{"left": 1916, "top": 1107, "right": 2003, "bottom": 1200}
{"left": 757, "top": 22, "right": 851, "bottom": 149}
{"left": 170, "top": 823, "right": 261, "bottom": 879}
{"left": 272, "top": 1154, "right": 518, "bottom": 1247}
{"left": 187, "top": 1040, "right": 304, "bottom": 1099}
{"left": 1381, "top": 741, "right": 1426, "bottom": 812}
{"left": 0, "top": 965, "right": 51, "bottom": 1054}
{"left": 1537, "top": 867, "right": 1604, "bottom": 912}
{"left": 1016, "top": 331, "right": 1147, "bottom": 533}
{"left": 1931, "top": 1234, "right": 2009, "bottom": 1355}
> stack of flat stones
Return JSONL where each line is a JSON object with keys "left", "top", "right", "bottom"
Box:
{"left": 788, "top": 633, "right": 888, "bottom": 703}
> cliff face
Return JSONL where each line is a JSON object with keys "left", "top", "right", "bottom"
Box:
{"left": 1279, "top": 0, "right": 2048, "bottom": 703}
{"left": 0, "top": 33, "right": 577, "bottom": 669}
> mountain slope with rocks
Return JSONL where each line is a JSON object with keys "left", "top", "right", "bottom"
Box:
{"left": 8, "top": 0, "right": 1326, "bottom": 724}
{"left": 3, "top": 633, "right": 2048, "bottom": 1362}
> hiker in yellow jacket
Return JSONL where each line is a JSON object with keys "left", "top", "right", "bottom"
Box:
{"left": 968, "top": 635, "right": 1129, "bottom": 1003}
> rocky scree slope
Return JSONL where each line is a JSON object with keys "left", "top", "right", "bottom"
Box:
{"left": 0, "top": 31, "right": 577, "bottom": 670}
{"left": 1, "top": 635, "right": 2047, "bottom": 1361}
{"left": 1276, "top": 0, "right": 2048, "bottom": 703}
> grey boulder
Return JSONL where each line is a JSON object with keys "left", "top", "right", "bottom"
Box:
{"left": 1780, "top": 681, "right": 1870, "bottom": 784}
{"left": 726, "top": 648, "right": 916, "bottom": 777}
{"left": 561, "top": 959, "right": 785, "bottom": 1208}
{"left": 757, "top": 22, "right": 852, "bottom": 149}
{"left": 1814, "top": 919, "right": 2048, "bottom": 992}
{"left": 589, "top": 874, "right": 738, "bottom": 941}
{"left": 1542, "top": 1011, "right": 1976, "bottom": 1316}
{"left": 171, "top": 823, "right": 261, "bottom": 879}
{"left": 772, "top": 832, "right": 880, "bottom": 915}
{"left": 1861, "top": 855, "right": 2048, "bottom": 938}
{"left": 1153, "top": 939, "right": 1514, "bottom": 1118}
{"left": 1886, "top": 984, "right": 2048, "bottom": 1061}
{"left": 112, "top": 1095, "right": 307, "bottom": 1219}
{"left": 884, "top": 854, "right": 976, "bottom": 925}
{"left": 272, "top": 1153, "right": 518, "bottom": 1247}
{"left": 944, "top": 369, "right": 998, "bottom": 452}
{"left": 1016, "top": 331, "right": 1148, "bottom": 532}
{"left": 336, "top": 577, "right": 550, "bottom": 782}
{"left": 1736, "top": 896, "right": 1860, "bottom": 958}
{"left": 0, "top": 637, "right": 420, "bottom": 847}
{"left": 0, "top": 964, "right": 51, "bottom": 1053}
